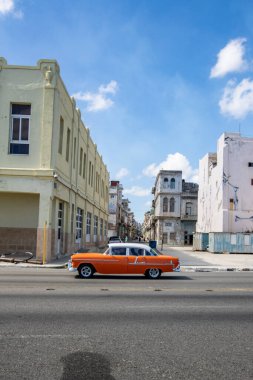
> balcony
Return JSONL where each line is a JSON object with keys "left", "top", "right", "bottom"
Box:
{"left": 181, "top": 214, "right": 197, "bottom": 221}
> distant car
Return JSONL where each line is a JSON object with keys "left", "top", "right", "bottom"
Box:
{"left": 108, "top": 236, "right": 122, "bottom": 244}
{"left": 68, "top": 243, "right": 180, "bottom": 279}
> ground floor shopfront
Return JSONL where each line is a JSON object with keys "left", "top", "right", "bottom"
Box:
{"left": 0, "top": 174, "right": 108, "bottom": 262}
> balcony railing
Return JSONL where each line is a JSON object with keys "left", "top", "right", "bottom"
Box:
{"left": 181, "top": 214, "right": 197, "bottom": 221}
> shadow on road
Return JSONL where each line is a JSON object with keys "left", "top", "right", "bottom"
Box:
{"left": 74, "top": 274, "right": 192, "bottom": 281}
{"left": 61, "top": 351, "right": 115, "bottom": 380}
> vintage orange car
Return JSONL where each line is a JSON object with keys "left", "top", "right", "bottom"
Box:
{"left": 68, "top": 243, "right": 180, "bottom": 279}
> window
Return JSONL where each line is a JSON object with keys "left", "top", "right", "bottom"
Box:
{"left": 100, "top": 219, "right": 103, "bottom": 238}
{"left": 170, "top": 197, "right": 175, "bottom": 212}
{"left": 170, "top": 232, "right": 176, "bottom": 241}
{"left": 76, "top": 208, "right": 83, "bottom": 242}
{"left": 83, "top": 153, "right": 86, "bottom": 178}
{"left": 91, "top": 164, "right": 94, "bottom": 187}
{"left": 94, "top": 215, "right": 98, "bottom": 236}
{"left": 163, "top": 197, "right": 168, "bottom": 212}
{"left": 163, "top": 178, "right": 168, "bottom": 188}
{"left": 251, "top": 179, "right": 253, "bottom": 186}
{"left": 170, "top": 178, "right": 175, "bottom": 189}
{"left": 229, "top": 198, "right": 234, "bottom": 211}
{"left": 86, "top": 212, "right": 91, "bottom": 235}
{"left": 66, "top": 128, "right": 70, "bottom": 162}
{"left": 71, "top": 204, "right": 74, "bottom": 234}
{"left": 58, "top": 117, "right": 64, "bottom": 154}
{"left": 130, "top": 248, "right": 144, "bottom": 256}
{"left": 88, "top": 161, "right": 92, "bottom": 185}
{"left": 101, "top": 180, "right": 105, "bottom": 198}
{"left": 10, "top": 104, "right": 31, "bottom": 154}
{"left": 96, "top": 172, "right": 99, "bottom": 193}
{"left": 111, "top": 247, "right": 126, "bottom": 256}
{"left": 79, "top": 148, "right": 83, "bottom": 176}
{"left": 248, "top": 162, "right": 253, "bottom": 167}
{"left": 186, "top": 202, "right": 192, "bottom": 215}
{"left": 73, "top": 138, "right": 76, "bottom": 169}
{"left": 104, "top": 221, "right": 107, "bottom": 238}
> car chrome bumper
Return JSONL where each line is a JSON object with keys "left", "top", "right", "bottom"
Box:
{"left": 173, "top": 263, "right": 181, "bottom": 272}
{"left": 68, "top": 260, "right": 77, "bottom": 272}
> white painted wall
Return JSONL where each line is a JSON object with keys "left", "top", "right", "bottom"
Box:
{"left": 197, "top": 132, "right": 253, "bottom": 233}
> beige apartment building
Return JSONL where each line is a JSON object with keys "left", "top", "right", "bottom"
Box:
{"left": 0, "top": 57, "right": 109, "bottom": 262}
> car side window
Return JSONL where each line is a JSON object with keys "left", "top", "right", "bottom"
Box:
{"left": 111, "top": 247, "right": 127, "bottom": 256}
{"left": 129, "top": 248, "right": 144, "bottom": 256}
{"left": 130, "top": 248, "right": 139, "bottom": 256}
{"left": 144, "top": 250, "right": 151, "bottom": 256}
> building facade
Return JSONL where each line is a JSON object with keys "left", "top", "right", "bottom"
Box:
{"left": 108, "top": 180, "right": 123, "bottom": 238}
{"left": 195, "top": 132, "right": 253, "bottom": 252}
{"left": 0, "top": 58, "right": 109, "bottom": 262}
{"left": 150, "top": 170, "right": 198, "bottom": 246}
{"left": 108, "top": 180, "right": 138, "bottom": 240}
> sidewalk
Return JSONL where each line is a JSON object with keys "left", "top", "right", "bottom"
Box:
{"left": 0, "top": 253, "right": 71, "bottom": 269}
{"left": 162, "top": 246, "right": 253, "bottom": 272}
{"left": 1, "top": 247, "right": 253, "bottom": 271}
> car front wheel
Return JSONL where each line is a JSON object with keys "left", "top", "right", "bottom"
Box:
{"left": 145, "top": 268, "right": 161, "bottom": 279}
{"left": 78, "top": 264, "right": 94, "bottom": 279}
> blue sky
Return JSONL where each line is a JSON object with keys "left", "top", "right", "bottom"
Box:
{"left": 1, "top": 0, "right": 253, "bottom": 222}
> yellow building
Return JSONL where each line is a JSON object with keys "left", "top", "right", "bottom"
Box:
{"left": 0, "top": 57, "right": 109, "bottom": 262}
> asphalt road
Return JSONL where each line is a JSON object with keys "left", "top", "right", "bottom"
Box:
{"left": 0, "top": 268, "right": 253, "bottom": 380}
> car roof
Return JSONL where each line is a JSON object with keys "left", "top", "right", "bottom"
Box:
{"left": 108, "top": 243, "right": 150, "bottom": 249}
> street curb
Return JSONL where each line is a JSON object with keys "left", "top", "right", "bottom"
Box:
{"left": 0, "top": 263, "right": 68, "bottom": 269}
{"left": 181, "top": 266, "right": 253, "bottom": 272}
{"left": 1, "top": 263, "right": 253, "bottom": 272}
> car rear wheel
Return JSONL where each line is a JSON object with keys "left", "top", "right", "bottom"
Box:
{"left": 78, "top": 264, "right": 94, "bottom": 279}
{"left": 145, "top": 268, "right": 161, "bottom": 279}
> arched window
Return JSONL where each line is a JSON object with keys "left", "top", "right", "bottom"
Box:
{"left": 163, "top": 177, "right": 168, "bottom": 188}
{"left": 186, "top": 202, "right": 192, "bottom": 215}
{"left": 163, "top": 197, "right": 168, "bottom": 212}
{"left": 170, "top": 178, "right": 175, "bottom": 189}
{"left": 170, "top": 197, "right": 175, "bottom": 212}
{"left": 164, "top": 177, "right": 168, "bottom": 183}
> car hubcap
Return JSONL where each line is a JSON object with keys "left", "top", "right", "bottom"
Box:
{"left": 149, "top": 268, "right": 159, "bottom": 278}
{"left": 81, "top": 266, "right": 92, "bottom": 277}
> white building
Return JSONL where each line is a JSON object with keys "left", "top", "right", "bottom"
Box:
{"left": 152, "top": 170, "right": 198, "bottom": 246}
{"left": 195, "top": 132, "right": 253, "bottom": 252}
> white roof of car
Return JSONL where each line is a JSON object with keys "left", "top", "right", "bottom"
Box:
{"left": 108, "top": 243, "right": 151, "bottom": 249}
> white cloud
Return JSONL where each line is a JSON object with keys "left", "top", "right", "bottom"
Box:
{"left": 0, "top": 0, "right": 14, "bottom": 14}
{"left": 219, "top": 78, "right": 253, "bottom": 119}
{"left": 210, "top": 38, "right": 248, "bottom": 78}
{"left": 99, "top": 80, "right": 118, "bottom": 94}
{"left": 73, "top": 80, "right": 118, "bottom": 112}
{"left": 0, "top": 0, "right": 22, "bottom": 17}
{"left": 115, "top": 167, "right": 129, "bottom": 179}
{"left": 124, "top": 186, "right": 150, "bottom": 197}
{"left": 143, "top": 152, "right": 198, "bottom": 182}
